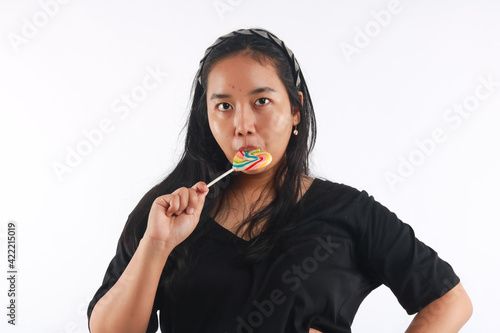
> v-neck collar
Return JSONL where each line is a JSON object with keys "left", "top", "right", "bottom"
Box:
{"left": 206, "top": 178, "right": 319, "bottom": 245}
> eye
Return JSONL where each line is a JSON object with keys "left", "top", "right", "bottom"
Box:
{"left": 217, "top": 102, "right": 233, "bottom": 111}
{"left": 255, "top": 98, "right": 270, "bottom": 106}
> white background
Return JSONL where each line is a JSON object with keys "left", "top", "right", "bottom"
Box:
{"left": 1, "top": 0, "right": 499, "bottom": 332}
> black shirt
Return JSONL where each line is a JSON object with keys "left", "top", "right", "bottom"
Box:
{"left": 88, "top": 178, "right": 460, "bottom": 332}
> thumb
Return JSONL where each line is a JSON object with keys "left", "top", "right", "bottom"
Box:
{"left": 191, "top": 181, "right": 209, "bottom": 215}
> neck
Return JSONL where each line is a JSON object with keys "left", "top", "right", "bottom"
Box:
{"left": 211, "top": 165, "right": 277, "bottom": 229}
{"left": 231, "top": 165, "right": 278, "bottom": 195}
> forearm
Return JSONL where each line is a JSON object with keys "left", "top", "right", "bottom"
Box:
{"left": 406, "top": 283, "right": 472, "bottom": 333}
{"left": 89, "top": 237, "right": 173, "bottom": 333}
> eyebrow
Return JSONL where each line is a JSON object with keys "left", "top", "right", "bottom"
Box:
{"left": 209, "top": 87, "right": 277, "bottom": 100}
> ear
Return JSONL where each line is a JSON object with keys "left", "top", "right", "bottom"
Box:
{"left": 292, "top": 91, "right": 303, "bottom": 125}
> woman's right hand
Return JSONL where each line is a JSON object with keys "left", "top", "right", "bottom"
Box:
{"left": 143, "top": 181, "right": 209, "bottom": 250}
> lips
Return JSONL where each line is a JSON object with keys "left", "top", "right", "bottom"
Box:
{"left": 237, "top": 145, "right": 260, "bottom": 152}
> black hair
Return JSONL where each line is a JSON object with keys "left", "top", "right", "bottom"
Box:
{"left": 119, "top": 28, "right": 317, "bottom": 291}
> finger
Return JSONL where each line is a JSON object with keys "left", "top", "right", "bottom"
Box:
{"left": 149, "top": 195, "right": 171, "bottom": 222}
{"left": 182, "top": 188, "right": 197, "bottom": 215}
{"left": 176, "top": 187, "right": 190, "bottom": 215}
{"left": 166, "top": 194, "right": 179, "bottom": 217}
{"left": 191, "top": 181, "right": 209, "bottom": 196}
{"left": 191, "top": 181, "right": 209, "bottom": 215}
{"left": 152, "top": 194, "right": 170, "bottom": 209}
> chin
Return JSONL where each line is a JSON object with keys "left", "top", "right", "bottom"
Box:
{"left": 238, "top": 169, "right": 262, "bottom": 175}
{"left": 239, "top": 163, "right": 275, "bottom": 175}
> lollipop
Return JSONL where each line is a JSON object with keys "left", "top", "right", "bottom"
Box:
{"left": 207, "top": 149, "right": 272, "bottom": 188}
{"left": 232, "top": 149, "right": 272, "bottom": 171}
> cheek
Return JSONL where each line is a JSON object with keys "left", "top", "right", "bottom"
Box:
{"left": 260, "top": 112, "right": 292, "bottom": 141}
{"left": 209, "top": 117, "right": 230, "bottom": 144}
{"left": 272, "top": 113, "right": 291, "bottom": 130}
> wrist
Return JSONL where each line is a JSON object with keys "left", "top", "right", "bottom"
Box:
{"left": 140, "top": 235, "right": 175, "bottom": 260}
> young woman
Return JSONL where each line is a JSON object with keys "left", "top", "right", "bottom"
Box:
{"left": 87, "top": 28, "right": 472, "bottom": 332}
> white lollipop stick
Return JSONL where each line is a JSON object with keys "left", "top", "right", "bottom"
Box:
{"left": 206, "top": 149, "right": 272, "bottom": 188}
{"left": 207, "top": 168, "right": 235, "bottom": 188}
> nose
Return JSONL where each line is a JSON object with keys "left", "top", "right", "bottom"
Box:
{"left": 234, "top": 104, "right": 256, "bottom": 137}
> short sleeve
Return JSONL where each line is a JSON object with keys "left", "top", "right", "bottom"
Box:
{"left": 355, "top": 190, "right": 460, "bottom": 314}
{"left": 87, "top": 228, "right": 160, "bottom": 332}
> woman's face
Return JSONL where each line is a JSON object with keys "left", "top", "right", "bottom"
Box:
{"left": 206, "top": 52, "right": 301, "bottom": 174}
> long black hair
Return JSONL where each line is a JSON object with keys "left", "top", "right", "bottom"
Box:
{"left": 119, "top": 28, "right": 317, "bottom": 290}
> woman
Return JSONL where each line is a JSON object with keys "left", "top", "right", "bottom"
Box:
{"left": 87, "top": 28, "right": 472, "bottom": 332}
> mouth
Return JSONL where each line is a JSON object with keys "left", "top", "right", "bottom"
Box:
{"left": 237, "top": 145, "right": 260, "bottom": 152}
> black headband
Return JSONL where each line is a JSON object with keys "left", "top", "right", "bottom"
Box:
{"left": 196, "top": 28, "right": 302, "bottom": 87}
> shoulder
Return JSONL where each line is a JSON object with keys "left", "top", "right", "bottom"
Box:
{"left": 298, "top": 177, "right": 372, "bottom": 229}
{"left": 305, "top": 177, "right": 397, "bottom": 230}
{"left": 307, "top": 177, "right": 367, "bottom": 205}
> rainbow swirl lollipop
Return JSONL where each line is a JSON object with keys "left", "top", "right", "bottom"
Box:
{"left": 232, "top": 149, "right": 272, "bottom": 171}
{"left": 207, "top": 149, "right": 273, "bottom": 187}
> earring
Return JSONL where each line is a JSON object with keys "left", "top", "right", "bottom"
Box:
{"left": 293, "top": 125, "right": 298, "bottom": 136}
